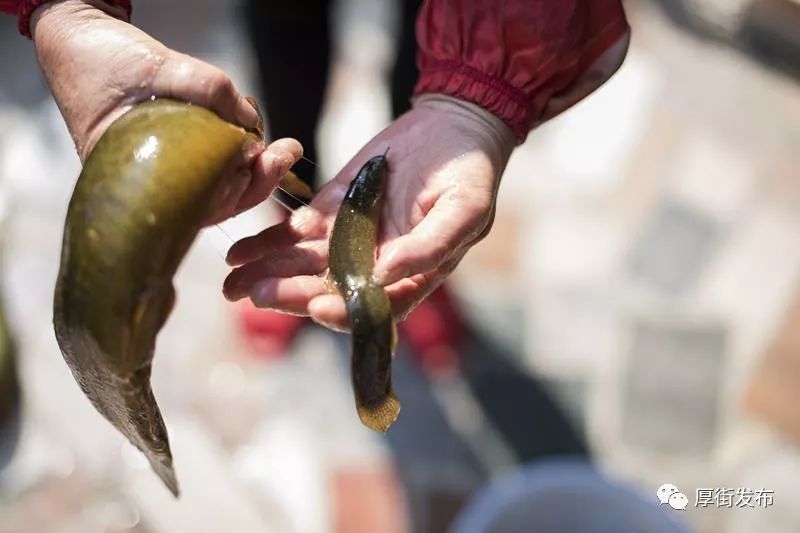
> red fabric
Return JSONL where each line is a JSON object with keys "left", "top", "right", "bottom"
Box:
{"left": 237, "top": 300, "right": 305, "bottom": 358}
{"left": 414, "top": 0, "right": 629, "bottom": 141}
{"left": 0, "top": 0, "right": 131, "bottom": 38}
{"left": 400, "top": 285, "right": 466, "bottom": 378}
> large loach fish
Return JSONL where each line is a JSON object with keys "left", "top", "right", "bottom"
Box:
{"left": 53, "top": 98, "right": 309, "bottom": 496}
{"left": 328, "top": 153, "right": 400, "bottom": 433}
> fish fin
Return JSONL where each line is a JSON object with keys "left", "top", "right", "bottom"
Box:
{"left": 278, "top": 170, "right": 314, "bottom": 201}
{"left": 357, "top": 389, "right": 401, "bottom": 434}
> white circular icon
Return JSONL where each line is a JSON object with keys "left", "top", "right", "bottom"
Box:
{"left": 668, "top": 492, "right": 689, "bottom": 510}
{"left": 657, "top": 484, "right": 679, "bottom": 505}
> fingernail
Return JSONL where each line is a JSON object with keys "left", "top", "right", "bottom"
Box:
{"left": 373, "top": 264, "right": 405, "bottom": 286}
{"left": 239, "top": 96, "right": 261, "bottom": 130}
{"left": 289, "top": 208, "right": 315, "bottom": 233}
{"left": 225, "top": 246, "right": 238, "bottom": 266}
{"left": 271, "top": 150, "right": 292, "bottom": 175}
{"left": 309, "top": 315, "right": 349, "bottom": 334}
{"left": 223, "top": 274, "right": 246, "bottom": 301}
{"left": 242, "top": 139, "right": 264, "bottom": 160}
{"left": 250, "top": 279, "right": 277, "bottom": 308}
{"left": 372, "top": 269, "right": 387, "bottom": 285}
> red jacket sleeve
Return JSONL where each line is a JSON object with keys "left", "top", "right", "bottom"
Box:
{"left": 0, "top": 0, "right": 131, "bottom": 37}
{"left": 414, "top": 0, "right": 630, "bottom": 142}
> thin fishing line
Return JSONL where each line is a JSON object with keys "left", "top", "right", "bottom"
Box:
{"left": 211, "top": 248, "right": 228, "bottom": 262}
{"left": 281, "top": 189, "right": 308, "bottom": 207}
{"left": 300, "top": 155, "right": 320, "bottom": 168}
{"left": 211, "top": 183, "right": 312, "bottom": 259}
{"left": 207, "top": 225, "right": 233, "bottom": 263}
{"left": 215, "top": 224, "right": 235, "bottom": 244}
{"left": 276, "top": 187, "right": 311, "bottom": 208}
{"left": 270, "top": 193, "right": 300, "bottom": 212}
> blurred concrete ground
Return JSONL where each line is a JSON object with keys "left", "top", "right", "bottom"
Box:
{"left": 0, "top": 1, "right": 799, "bottom": 532}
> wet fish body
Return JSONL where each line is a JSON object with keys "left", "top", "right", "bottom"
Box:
{"left": 329, "top": 155, "right": 400, "bottom": 433}
{"left": 53, "top": 99, "right": 259, "bottom": 495}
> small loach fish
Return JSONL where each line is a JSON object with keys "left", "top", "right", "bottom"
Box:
{"left": 328, "top": 153, "right": 400, "bottom": 433}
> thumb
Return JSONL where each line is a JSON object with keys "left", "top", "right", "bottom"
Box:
{"left": 154, "top": 52, "right": 260, "bottom": 132}
{"left": 374, "top": 185, "right": 493, "bottom": 286}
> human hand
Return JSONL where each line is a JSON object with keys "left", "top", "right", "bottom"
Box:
{"left": 30, "top": 0, "right": 301, "bottom": 221}
{"left": 223, "top": 94, "right": 517, "bottom": 331}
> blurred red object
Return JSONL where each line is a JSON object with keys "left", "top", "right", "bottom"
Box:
{"left": 236, "top": 282, "right": 468, "bottom": 371}
{"left": 399, "top": 285, "right": 466, "bottom": 378}
{"left": 331, "top": 466, "right": 409, "bottom": 533}
{"left": 237, "top": 300, "right": 305, "bottom": 358}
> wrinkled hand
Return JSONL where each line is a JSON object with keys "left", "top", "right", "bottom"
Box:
{"left": 31, "top": 0, "right": 301, "bottom": 221}
{"left": 223, "top": 94, "right": 517, "bottom": 331}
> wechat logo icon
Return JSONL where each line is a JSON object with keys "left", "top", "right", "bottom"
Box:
{"left": 657, "top": 484, "right": 688, "bottom": 510}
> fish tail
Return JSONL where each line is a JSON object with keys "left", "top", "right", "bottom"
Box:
{"left": 347, "top": 282, "right": 401, "bottom": 433}
{"left": 146, "top": 450, "right": 180, "bottom": 497}
{"left": 119, "top": 365, "right": 180, "bottom": 496}
{"left": 357, "top": 387, "right": 401, "bottom": 434}
{"left": 131, "top": 396, "right": 180, "bottom": 496}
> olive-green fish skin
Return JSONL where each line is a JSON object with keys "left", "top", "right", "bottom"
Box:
{"left": 0, "top": 298, "right": 20, "bottom": 467}
{"left": 329, "top": 155, "right": 400, "bottom": 433}
{"left": 53, "top": 99, "right": 253, "bottom": 496}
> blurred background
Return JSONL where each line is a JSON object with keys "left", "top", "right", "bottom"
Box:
{"left": 1, "top": 0, "right": 799, "bottom": 532}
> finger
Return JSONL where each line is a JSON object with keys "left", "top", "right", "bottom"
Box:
{"left": 202, "top": 68, "right": 259, "bottom": 131}
{"left": 249, "top": 275, "right": 330, "bottom": 315}
{"left": 234, "top": 138, "right": 303, "bottom": 214}
{"left": 223, "top": 240, "right": 328, "bottom": 301}
{"left": 374, "top": 187, "right": 493, "bottom": 285}
{"left": 382, "top": 271, "right": 446, "bottom": 322}
{"left": 267, "top": 137, "right": 304, "bottom": 161}
{"left": 226, "top": 207, "right": 327, "bottom": 266}
{"left": 207, "top": 167, "right": 252, "bottom": 225}
{"left": 156, "top": 53, "right": 259, "bottom": 131}
{"left": 307, "top": 294, "right": 349, "bottom": 332}
{"left": 227, "top": 221, "right": 296, "bottom": 266}
{"left": 307, "top": 277, "right": 434, "bottom": 332}
{"left": 308, "top": 263, "right": 456, "bottom": 332}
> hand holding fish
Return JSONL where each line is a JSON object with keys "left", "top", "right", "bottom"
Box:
{"left": 224, "top": 94, "right": 517, "bottom": 330}
{"left": 30, "top": 0, "right": 301, "bottom": 222}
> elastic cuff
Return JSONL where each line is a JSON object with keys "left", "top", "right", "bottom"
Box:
{"left": 19, "top": 0, "right": 131, "bottom": 38}
{"left": 412, "top": 93, "right": 517, "bottom": 154}
{"left": 413, "top": 19, "right": 631, "bottom": 144}
{"left": 413, "top": 61, "right": 535, "bottom": 143}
